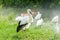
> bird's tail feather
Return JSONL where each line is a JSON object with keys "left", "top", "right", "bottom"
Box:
{"left": 17, "top": 21, "right": 28, "bottom": 32}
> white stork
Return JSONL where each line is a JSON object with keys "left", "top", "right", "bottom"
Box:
{"left": 16, "top": 9, "right": 33, "bottom": 32}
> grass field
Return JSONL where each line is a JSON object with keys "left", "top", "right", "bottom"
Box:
{"left": 0, "top": 15, "right": 60, "bottom": 40}
{"left": 0, "top": 7, "right": 60, "bottom": 40}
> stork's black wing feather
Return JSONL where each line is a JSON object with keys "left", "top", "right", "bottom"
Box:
{"left": 17, "top": 21, "right": 28, "bottom": 32}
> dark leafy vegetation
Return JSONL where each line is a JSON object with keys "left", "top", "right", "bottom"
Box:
{"left": 0, "top": 0, "right": 60, "bottom": 8}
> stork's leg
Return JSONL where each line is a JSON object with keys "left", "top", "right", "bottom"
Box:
{"left": 22, "top": 23, "right": 31, "bottom": 31}
{"left": 23, "top": 26, "right": 26, "bottom": 31}
{"left": 26, "top": 23, "right": 31, "bottom": 29}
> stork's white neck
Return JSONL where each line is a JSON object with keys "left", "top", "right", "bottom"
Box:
{"left": 27, "top": 9, "right": 33, "bottom": 23}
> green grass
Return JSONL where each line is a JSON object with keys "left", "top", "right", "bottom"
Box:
{"left": 0, "top": 15, "right": 60, "bottom": 40}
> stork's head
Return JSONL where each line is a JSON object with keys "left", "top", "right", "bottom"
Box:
{"left": 27, "top": 9, "right": 32, "bottom": 15}
{"left": 27, "top": 9, "right": 31, "bottom": 12}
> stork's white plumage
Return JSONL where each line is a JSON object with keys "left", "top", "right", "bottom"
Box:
{"left": 51, "top": 15, "right": 59, "bottom": 34}
{"left": 51, "top": 15, "right": 59, "bottom": 23}
{"left": 16, "top": 16, "right": 23, "bottom": 21}
{"left": 16, "top": 9, "right": 33, "bottom": 32}
{"left": 16, "top": 16, "right": 29, "bottom": 25}
{"left": 36, "top": 18, "right": 43, "bottom": 26}
{"left": 27, "top": 9, "right": 33, "bottom": 23}
{"left": 35, "top": 11, "right": 41, "bottom": 20}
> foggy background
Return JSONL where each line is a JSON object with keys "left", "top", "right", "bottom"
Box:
{"left": 0, "top": 0, "right": 60, "bottom": 21}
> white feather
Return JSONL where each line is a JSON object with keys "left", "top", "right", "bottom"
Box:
{"left": 36, "top": 18, "right": 43, "bottom": 26}
{"left": 35, "top": 11, "right": 41, "bottom": 20}
{"left": 16, "top": 9, "right": 34, "bottom": 31}
{"left": 16, "top": 16, "right": 31, "bottom": 25}
{"left": 51, "top": 15, "right": 59, "bottom": 23}
{"left": 15, "top": 16, "right": 23, "bottom": 21}
{"left": 55, "top": 25, "right": 59, "bottom": 34}
{"left": 52, "top": 15, "right": 59, "bottom": 34}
